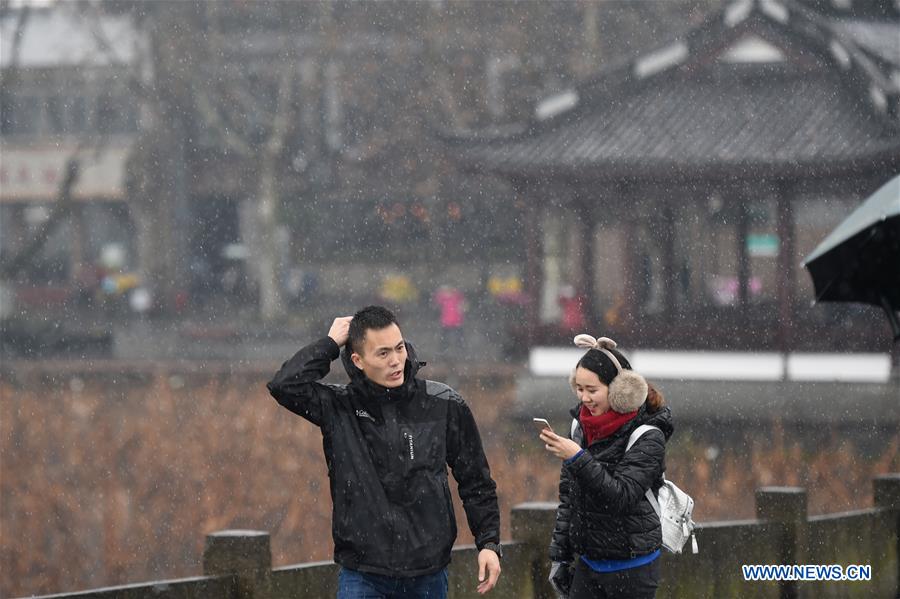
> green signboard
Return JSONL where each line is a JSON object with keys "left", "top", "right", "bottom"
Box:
{"left": 747, "top": 233, "right": 779, "bottom": 257}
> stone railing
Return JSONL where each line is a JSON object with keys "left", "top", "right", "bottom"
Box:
{"left": 22, "top": 474, "right": 899, "bottom": 599}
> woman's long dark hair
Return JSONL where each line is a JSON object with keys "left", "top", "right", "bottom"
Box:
{"left": 646, "top": 384, "right": 665, "bottom": 413}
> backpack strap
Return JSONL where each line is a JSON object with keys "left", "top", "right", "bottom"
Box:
{"left": 625, "top": 424, "right": 662, "bottom": 518}
{"left": 625, "top": 424, "right": 659, "bottom": 452}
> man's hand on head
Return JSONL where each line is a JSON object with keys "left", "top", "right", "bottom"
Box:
{"left": 328, "top": 316, "right": 353, "bottom": 347}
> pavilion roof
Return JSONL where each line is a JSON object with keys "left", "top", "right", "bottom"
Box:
{"left": 452, "top": 0, "right": 900, "bottom": 180}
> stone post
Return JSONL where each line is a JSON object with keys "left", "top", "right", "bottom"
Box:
{"left": 511, "top": 502, "right": 558, "bottom": 599}
{"left": 203, "top": 530, "right": 272, "bottom": 599}
{"left": 755, "top": 487, "right": 807, "bottom": 599}
{"left": 874, "top": 473, "right": 900, "bottom": 511}
{"left": 874, "top": 473, "right": 900, "bottom": 597}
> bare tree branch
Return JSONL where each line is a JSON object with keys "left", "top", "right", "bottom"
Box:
{"left": 194, "top": 89, "right": 254, "bottom": 157}
{"left": 190, "top": 1, "right": 256, "bottom": 157}
{"left": 7, "top": 3, "right": 29, "bottom": 65}
{"left": 0, "top": 3, "right": 30, "bottom": 91}
{"left": 82, "top": 0, "right": 127, "bottom": 65}
{"left": 1, "top": 158, "right": 81, "bottom": 280}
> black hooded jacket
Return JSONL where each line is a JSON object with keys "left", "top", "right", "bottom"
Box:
{"left": 549, "top": 402, "right": 673, "bottom": 562}
{"left": 267, "top": 336, "right": 500, "bottom": 577}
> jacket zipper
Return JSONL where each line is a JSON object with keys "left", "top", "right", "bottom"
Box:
{"left": 383, "top": 403, "right": 399, "bottom": 565}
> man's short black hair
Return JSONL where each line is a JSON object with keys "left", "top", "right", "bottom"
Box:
{"left": 348, "top": 305, "right": 400, "bottom": 355}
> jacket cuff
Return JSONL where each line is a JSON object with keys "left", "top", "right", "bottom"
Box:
{"left": 549, "top": 548, "right": 572, "bottom": 563}
{"left": 564, "top": 449, "right": 592, "bottom": 473}
{"left": 476, "top": 535, "right": 501, "bottom": 551}
{"left": 319, "top": 336, "right": 341, "bottom": 360}
{"left": 564, "top": 449, "right": 585, "bottom": 466}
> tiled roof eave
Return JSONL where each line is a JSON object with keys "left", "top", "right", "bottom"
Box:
{"left": 447, "top": 1, "right": 900, "bottom": 181}
{"left": 469, "top": 146, "right": 900, "bottom": 184}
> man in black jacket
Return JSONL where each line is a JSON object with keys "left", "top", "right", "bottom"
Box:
{"left": 267, "top": 305, "right": 502, "bottom": 598}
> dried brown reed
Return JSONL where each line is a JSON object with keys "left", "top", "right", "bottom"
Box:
{"left": 1, "top": 373, "right": 897, "bottom": 597}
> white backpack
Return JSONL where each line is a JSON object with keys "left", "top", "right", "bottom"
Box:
{"left": 626, "top": 424, "right": 698, "bottom": 554}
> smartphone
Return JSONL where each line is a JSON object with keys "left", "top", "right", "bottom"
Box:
{"left": 532, "top": 417, "right": 553, "bottom": 433}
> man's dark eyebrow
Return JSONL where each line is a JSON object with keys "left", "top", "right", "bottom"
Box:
{"left": 372, "top": 340, "right": 404, "bottom": 353}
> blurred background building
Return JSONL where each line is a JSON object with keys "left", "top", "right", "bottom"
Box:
{"left": 1, "top": 0, "right": 897, "bottom": 359}
{"left": 2, "top": 2, "right": 899, "bottom": 597}
{"left": 454, "top": 0, "right": 900, "bottom": 354}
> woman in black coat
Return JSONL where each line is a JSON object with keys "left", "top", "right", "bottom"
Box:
{"left": 540, "top": 334, "right": 673, "bottom": 599}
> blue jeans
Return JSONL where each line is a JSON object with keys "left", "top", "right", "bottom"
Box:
{"left": 337, "top": 567, "right": 448, "bottom": 599}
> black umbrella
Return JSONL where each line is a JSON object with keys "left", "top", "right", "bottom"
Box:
{"left": 803, "top": 174, "right": 900, "bottom": 342}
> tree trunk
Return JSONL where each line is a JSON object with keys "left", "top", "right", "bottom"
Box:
{"left": 252, "top": 64, "right": 295, "bottom": 323}
{"left": 256, "top": 157, "right": 285, "bottom": 323}
{"left": 129, "top": 130, "right": 183, "bottom": 313}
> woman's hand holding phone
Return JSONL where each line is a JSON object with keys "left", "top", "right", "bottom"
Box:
{"left": 532, "top": 417, "right": 552, "bottom": 433}
{"left": 538, "top": 421, "right": 582, "bottom": 460}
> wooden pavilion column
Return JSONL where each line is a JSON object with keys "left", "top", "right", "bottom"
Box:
{"left": 736, "top": 189, "right": 751, "bottom": 309}
{"left": 620, "top": 184, "right": 639, "bottom": 329}
{"left": 576, "top": 192, "right": 597, "bottom": 327}
{"left": 776, "top": 182, "right": 796, "bottom": 351}
{"left": 661, "top": 203, "right": 676, "bottom": 317}
{"left": 519, "top": 180, "right": 543, "bottom": 344}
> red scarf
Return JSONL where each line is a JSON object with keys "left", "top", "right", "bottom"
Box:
{"left": 579, "top": 405, "right": 638, "bottom": 446}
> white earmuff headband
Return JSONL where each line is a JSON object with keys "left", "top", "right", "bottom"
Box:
{"left": 572, "top": 333, "right": 648, "bottom": 413}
